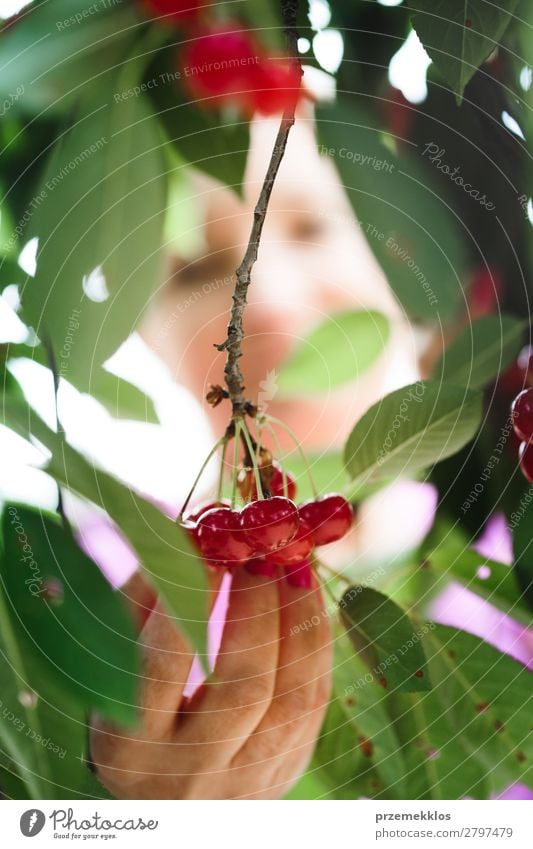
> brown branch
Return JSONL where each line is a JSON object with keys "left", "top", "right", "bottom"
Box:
{"left": 215, "top": 0, "right": 302, "bottom": 417}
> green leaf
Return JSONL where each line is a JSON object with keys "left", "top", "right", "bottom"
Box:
{"left": 22, "top": 73, "right": 166, "bottom": 393}
{"left": 277, "top": 310, "right": 389, "bottom": 395}
{"left": 148, "top": 47, "right": 249, "bottom": 192}
{"left": 410, "top": 1, "right": 521, "bottom": 103}
{"left": 394, "top": 624, "right": 533, "bottom": 798}
{"left": 0, "top": 0, "right": 139, "bottom": 115}
{"left": 1, "top": 505, "right": 139, "bottom": 725}
{"left": 425, "top": 523, "right": 531, "bottom": 625}
{"left": 0, "top": 751, "right": 31, "bottom": 799}
{"left": 92, "top": 370, "right": 159, "bottom": 424}
{"left": 317, "top": 102, "right": 466, "bottom": 321}
{"left": 329, "top": 636, "right": 407, "bottom": 795}
{"left": 435, "top": 314, "right": 526, "bottom": 389}
{"left": 511, "top": 495, "right": 533, "bottom": 612}
{"left": 314, "top": 699, "right": 382, "bottom": 798}
{"left": 3, "top": 397, "right": 209, "bottom": 657}
{"left": 344, "top": 380, "right": 483, "bottom": 487}
{"left": 279, "top": 452, "right": 348, "bottom": 504}
{"left": 340, "top": 587, "right": 431, "bottom": 693}
{"left": 0, "top": 582, "right": 104, "bottom": 799}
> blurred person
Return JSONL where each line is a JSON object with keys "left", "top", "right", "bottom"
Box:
{"left": 90, "top": 106, "right": 532, "bottom": 799}
{"left": 90, "top": 106, "right": 422, "bottom": 799}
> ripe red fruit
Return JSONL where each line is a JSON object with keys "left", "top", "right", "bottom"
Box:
{"left": 240, "top": 496, "right": 299, "bottom": 554}
{"left": 284, "top": 559, "right": 312, "bottom": 589}
{"left": 197, "top": 507, "right": 252, "bottom": 568}
{"left": 468, "top": 267, "right": 503, "bottom": 319}
{"left": 266, "top": 520, "right": 313, "bottom": 566}
{"left": 299, "top": 494, "right": 353, "bottom": 546}
{"left": 519, "top": 441, "right": 533, "bottom": 483}
{"left": 139, "top": 0, "right": 206, "bottom": 24}
{"left": 512, "top": 389, "right": 533, "bottom": 442}
{"left": 182, "top": 499, "right": 229, "bottom": 524}
{"left": 181, "top": 25, "right": 259, "bottom": 103}
{"left": 239, "top": 462, "right": 297, "bottom": 501}
{"left": 250, "top": 58, "right": 301, "bottom": 115}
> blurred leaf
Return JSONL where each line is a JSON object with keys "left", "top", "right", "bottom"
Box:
{"left": 283, "top": 771, "right": 328, "bottom": 799}
{"left": 317, "top": 102, "right": 466, "bottom": 321}
{"left": 344, "top": 380, "right": 482, "bottom": 487}
{"left": 3, "top": 397, "right": 209, "bottom": 657}
{"left": 148, "top": 47, "right": 249, "bottom": 192}
{"left": 340, "top": 587, "right": 431, "bottom": 693}
{"left": 0, "top": 0, "right": 138, "bottom": 115}
{"left": 281, "top": 451, "right": 348, "bottom": 503}
{"left": 0, "top": 752, "right": 31, "bottom": 799}
{"left": 426, "top": 524, "right": 531, "bottom": 625}
{"left": 511, "top": 495, "right": 533, "bottom": 612}
{"left": 278, "top": 310, "right": 389, "bottom": 395}
{"left": 1, "top": 505, "right": 139, "bottom": 725}
{"left": 435, "top": 314, "right": 526, "bottom": 389}
{"left": 393, "top": 624, "right": 533, "bottom": 798}
{"left": 92, "top": 370, "right": 159, "bottom": 423}
{"left": 409, "top": 1, "right": 520, "bottom": 103}
{"left": 22, "top": 71, "right": 166, "bottom": 393}
{"left": 0, "top": 582, "right": 103, "bottom": 799}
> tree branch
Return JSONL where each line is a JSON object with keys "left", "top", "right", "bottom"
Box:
{"left": 215, "top": 0, "right": 302, "bottom": 417}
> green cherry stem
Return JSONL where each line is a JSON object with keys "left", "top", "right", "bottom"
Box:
{"left": 241, "top": 420, "right": 264, "bottom": 500}
{"left": 231, "top": 419, "right": 242, "bottom": 508}
{"left": 263, "top": 413, "right": 319, "bottom": 498}
{"left": 262, "top": 420, "right": 290, "bottom": 498}
{"left": 179, "top": 435, "right": 227, "bottom": 519}
{"left": 217, "top": 436, "right": 229, "bottom": 503}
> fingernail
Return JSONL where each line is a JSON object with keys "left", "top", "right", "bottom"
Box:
{"left": 245, "top": 558, "right": 277, "bottom": 579}
{"left": 285, "top": 560, "right": 312, "bottom": 589}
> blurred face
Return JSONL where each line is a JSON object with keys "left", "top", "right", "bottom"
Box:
{"left": 141, "top": 109, "right": 419, "bottom": 451}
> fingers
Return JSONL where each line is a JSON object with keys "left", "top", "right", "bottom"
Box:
{"left": 181, "top": 568, "right": 281, "bottom": 756}
{"left": 119, "top": 571, "right": 157, "bottom": 632}
{"left": 232, "top": 572, "right": 332, "bottom": 779}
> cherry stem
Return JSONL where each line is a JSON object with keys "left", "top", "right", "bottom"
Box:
{"left": 241, "top": 421, "right": 264, "bottom": 499}
{"left": 317, "top": 559, "right": 351, "bottom": 587}
{"left": 179, "top": 435, "right": 226, "bottom": 519}
{"left": 262, "top": 420, "right": 290, "bottom": 498}
{"left": 217, "top": 437, "right": 229, "bottom": 502}
{"left": 231, "top": 419, "right": 242, "bottom": 508}
{"left": 262, "top": 413, "right": 319, "bottom": 498}
{"left": 214, "top": 0, "right": 302, "bottom": 416}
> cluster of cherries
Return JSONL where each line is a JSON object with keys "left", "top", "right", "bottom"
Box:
{"left": 181, "top": 460, "right": 353, "bottom": 588}
{"left": 139, "top": 0, "right": 302, "bottom": 116}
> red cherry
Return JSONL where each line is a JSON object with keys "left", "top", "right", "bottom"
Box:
{"left": 139, "top": 0, "right": 206, "bottom": 24}
{"left": 467, "top": 267, "right": 503, "bottom": 319}
{"left": 266, "top": 520, "right": 313, "bottom": 566}
{"left": 197, "top": 507, "right": 252, "bottom": 568}
{"left": 240, "top": 496, "right": 299, "bottom": 554}
{"left": 512, "top": 389, "right": 533, "bottom": 442}
{"left": 250, "top": 58, "right": 302, "bottom": 115}
{"left": 182, "top": 499, "right": 229, "bottom": 525}
{"left": 239, "top": 462, "right": 297, "bottom": 501}
{"left": 519, "top": 441, "right": 533, "bottom": 483}
{"left": 299, "top": 494, "right": 353, "bottom": 546}
{"left": 284, "top": 559, "right": 312, "bottom": 589}
{"left": 181, "top": 25, "right": 259, "bottom": 104}
{"left": 498, "top": 361, "right": 527, "bottom": 397}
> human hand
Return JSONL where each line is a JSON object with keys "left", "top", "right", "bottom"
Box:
{"left": 91, "top": 567, "right": 332, "bottom": 799}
